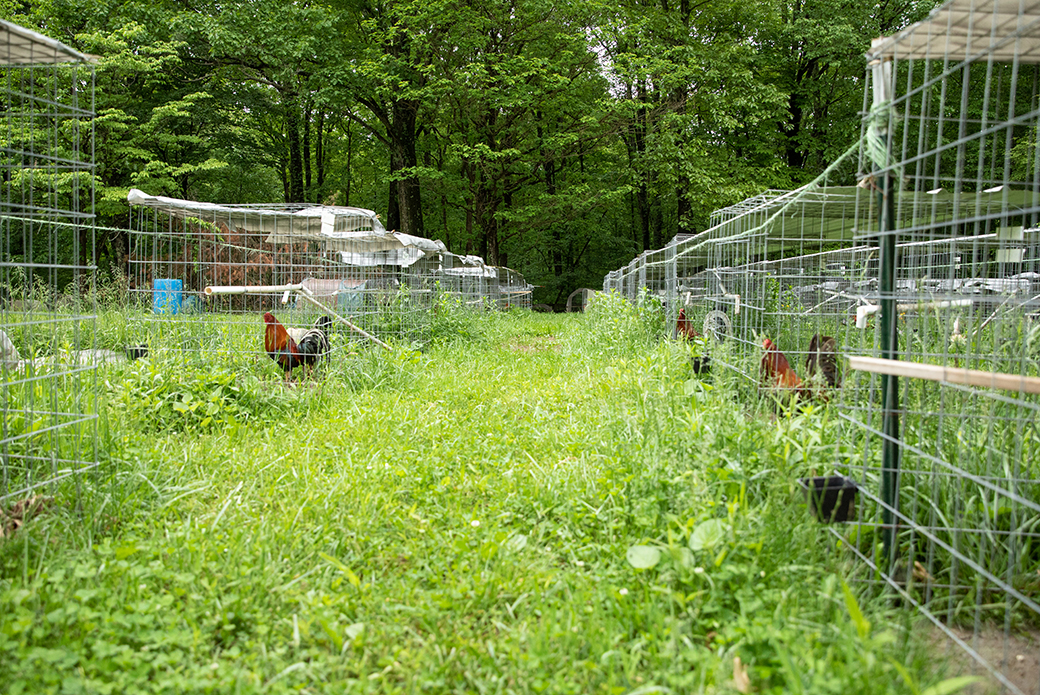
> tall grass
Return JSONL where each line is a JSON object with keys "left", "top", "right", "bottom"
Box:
{"left": 0, "top": 300, "right": 978, "bottom": 694}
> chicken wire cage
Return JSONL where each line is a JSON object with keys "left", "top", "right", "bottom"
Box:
{"left": 495, "top": 266, "right": 534, "bottom": 311}
{"left": 0, "top": 22, "right": 98, "bottom": 503}
{"left": 127, "top": 190, "right": 535, "bottom": 359}
{"left": 430, "top": 254, "right": 534, "bottom": 312}
{"left": 602, "top": 0, "right": 1040, "bottom": 687}
{"left": 833, "top": 1, "right": 1040, "bottom": 690}
{"left": 127, "top": 189, "right": 449, "bottom": 356}
{"left": 608, "top": 149, "right": 872, "bottom": 373}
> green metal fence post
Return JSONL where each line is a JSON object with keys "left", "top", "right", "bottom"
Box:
{"left": 871, "top": 56, "right": 902, "bottom": 565}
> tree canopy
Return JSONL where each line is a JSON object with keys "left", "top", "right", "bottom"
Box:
{"left": 7, "top": 0, "right": 938, "bottom": 307}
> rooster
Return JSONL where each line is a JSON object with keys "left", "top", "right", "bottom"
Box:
{"left": 676, "top": 307, "right": 710, "bottom": 374}
{"left": 760, "top": 338, "right": 808, "bottom": 402}
{"left": 263, "top": 313, "right": 332, "bottom": 382}
{"left": 676, "top": 307, "right": 701, "bottom": 340}
{"left": 804, "top": 334, "right": 840, "bottom": 389}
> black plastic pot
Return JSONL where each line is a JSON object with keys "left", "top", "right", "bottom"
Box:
{"left": 798, "top": 475, "right": 858, "bottom": 523}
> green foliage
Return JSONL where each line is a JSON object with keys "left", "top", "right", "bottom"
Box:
{"left": 0, "top": 310, "right": 984, "bottom": 693}
{"left": 105, "top": 358, "right": 293, "bottom": 434}
{"left": 577, "top": 289, "right": 666, "bottom": 356}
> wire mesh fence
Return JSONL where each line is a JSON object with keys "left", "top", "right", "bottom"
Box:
{"left": 0, "top": 22, "right": 98, "bottom": 504}
{"left": 126, "top": 189, "right": 533, "bottom": 358}
{"left": 603, "top": 0, "right": 1040, "bottom": 689}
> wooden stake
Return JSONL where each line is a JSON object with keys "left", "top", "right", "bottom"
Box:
{"left": 204, "top": 283, "right": 393, "bottom": 351}
{"left": 849, "top": 356, "right": 1040, "bottom": 394}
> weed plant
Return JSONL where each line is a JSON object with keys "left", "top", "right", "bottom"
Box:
{"left": 0, "top": 298, "right": 982, "bottom": 694}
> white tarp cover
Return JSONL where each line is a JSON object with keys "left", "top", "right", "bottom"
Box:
{"left": 868, "top": 0, "right": 1040, "bottom": 63}
{"left": 0, "top": 20, "right": 95, "bottom": 65}
{"left": 128, "top": 189, "right": 447, "bottom": 266}
{"left": 438, "top": 254, "right": 497, "bottom": 278}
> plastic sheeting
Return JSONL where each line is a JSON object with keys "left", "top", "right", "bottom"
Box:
{"left": 0, "top": 20, "right": 95, "bottom": 65}
{"left": 127, "top": 189, "right": 447, "bottom": 267}
{"left": 868, "top": 0, "right": 1040, "bottom": 63}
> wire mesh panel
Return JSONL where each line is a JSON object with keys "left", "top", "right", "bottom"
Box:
{"left": 433, "top": 253, "right": 494, "bottom": 311}
{"left": 496, "top": 267, "right": 534, "bottom": 311}
{"left": 834, "top": 2, "right": 1040, "bottom": 691}
{"left": 127, "top": 189, "right": 447, "bottom": 354}
{"left": 600, "top": 1, "right": 1040, "bottom": 684}
{"left": 0, "top": 22, "right": 97, "bottom": 502}
{"left": 127, "top": 190, "right": 534, "bottom": 357}
{"left": 645, "top": 148, "right": 868, "bottom": 388}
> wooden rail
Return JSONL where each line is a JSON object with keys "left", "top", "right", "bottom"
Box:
{"left": 848, "top": 356, "right": 1040, "bottom": 395}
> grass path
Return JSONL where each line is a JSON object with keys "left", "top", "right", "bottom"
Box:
{"left": 1, "top": 311, "right": 957, "bottom": 693}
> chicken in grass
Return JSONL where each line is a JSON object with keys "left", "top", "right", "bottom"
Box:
{"left": 804, "top": 333, "right": 840, "bottom": 390}
{"left": 676, "top": 307, "right": 701, "bottom": 340}
{"left": 263, "top": 313, "right": 332, "bottom": 382}
{"left": 760, "top": 338, "right": 808, "bottom": 402}
{"left": 676, "top": 307, "right": 711, "bottom": 374}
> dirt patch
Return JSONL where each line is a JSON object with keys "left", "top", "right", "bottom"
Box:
{"left": 929, "top": 625, "right": 1039, "bottom": 694}
{"left": 508, "top": 335, "right": 560, "bottom": 354}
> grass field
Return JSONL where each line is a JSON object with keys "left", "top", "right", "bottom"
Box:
{"left": 0, "top": 297, "right": 981, "bottom": 694}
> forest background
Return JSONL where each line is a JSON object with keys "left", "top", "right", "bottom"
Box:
{"left": 7, "top": 0, "right": 938, "bottom": 308}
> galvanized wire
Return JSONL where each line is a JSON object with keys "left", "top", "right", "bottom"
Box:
{"left": 602, "top": 0, "right": 1040, "bottom": 688}
{"left": 0, "top": 24, "right": 98, "bottom": 503}
{"left": 126, "top": 195, "right": 533, "bottom": 357}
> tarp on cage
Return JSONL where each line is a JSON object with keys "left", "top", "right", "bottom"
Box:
{"left": 127, "top": 189, "right": 446, "bottom": 266}
{"left": 0, "top": 20, "right": 97, "bottom": 65}
{"left": 438, "top": 255, "right": 497, "bottom": 278}
{"left": 868, "top": 0, "right": 1040, "bottom": 64}
{"left": 334, "top": 247, "right": 430, "bottom": 267}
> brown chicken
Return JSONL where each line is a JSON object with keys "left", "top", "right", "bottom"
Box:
{"left": 761, "top": 336, "right": 837, "bottom": 404}
{"left": 677, "top": 307, "right": 710, "bottom": 374}
{"left": 761, "top": 338, "right": 804, "bottom": 395}
{"left": 676, "top": 307, "right": 701, "bottom": 340}
{"left": 804, "top": 333, "right": 840, "bottom": 389}
{"left": 263, "top": 313, "right": 331, "bottom": 382}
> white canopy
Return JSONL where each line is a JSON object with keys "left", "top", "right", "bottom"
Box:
{"left": 0, "top": 20, "right": 95, "bottom": 65}
{"left": 868, "top": 0, "right": 1040, "bottom": 63}
{"left": 128, "top": 188, "right": 447, "bottom": 266}
{"left": 439, "top": 254, "right": 497, "bottom": 278}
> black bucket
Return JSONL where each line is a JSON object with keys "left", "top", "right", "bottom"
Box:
{"left": 798, "top": 476, "right": 858, "bottom": 523}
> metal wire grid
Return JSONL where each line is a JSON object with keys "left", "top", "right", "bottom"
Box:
{"left": 836, "top": 3, "right": 1040, "bottom": 690}
{"left": 127, "top": 201, "right": 534, "bottom": 355}
{"left": 0, "top": 23, "right": 97, "bottom": 503}
{"left": 600, "top": 0, "right": 1040, "bottom": 685}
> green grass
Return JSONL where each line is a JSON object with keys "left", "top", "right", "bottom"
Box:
{"left": 0, "top": 302, "right": 977, "bottom": 694}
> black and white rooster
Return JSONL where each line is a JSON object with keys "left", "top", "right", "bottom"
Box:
{"left": 262, "top": 313, "right": 332, "bottom": 382}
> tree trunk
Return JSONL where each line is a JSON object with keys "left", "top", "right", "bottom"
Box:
{"left": 387, "top": 177, "right": 400, "bottom": 231}
{"left": 316, "top": 110, "right": 326, "bottom": 191}
{"left": 539, "top": 120, "right": 564, "bottom": 278}
{"left": 677, "top": 183, "right": 691, "bottom": 235}
{"left": 344, "top": 119, "right": 352, "bottom": 206}
{"left": 284, "top": 91, "right": 305, "bottom": 202}
{"left": 652, "top": 198, "right": 663, "bottom": 249}
{"left": 476, "top": 170, "right": 499, "bottom": 265}
{"left": 635, "top": 80, "right": 651, "bottom": 250}
{"left": 303, "top": 96, "right": 312, "bottom": 199}
{"left": 784, "top": 59, "right": 817, "bottom": 172}
{"left": 390, "top": 98, "right": 424, "bottom": 236}
{"left": 785, "top": 91, "right": 806, "bottom": 170}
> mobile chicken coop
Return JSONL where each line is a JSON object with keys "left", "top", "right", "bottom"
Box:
{"left": 603, "top": 0, "right": 1040, "bottom": 688}
{"left": 0, "top": 21, "right": 98, "bottom": 503}
{"left": 127, "top": 189, "right": 533, "bottom": 355}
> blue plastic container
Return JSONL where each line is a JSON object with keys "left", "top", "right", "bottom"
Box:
{"left": 153, "top": 279, "right": 183, "bottom": 315}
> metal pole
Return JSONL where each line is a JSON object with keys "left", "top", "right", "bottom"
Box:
{"left": 879, "top": 173, "right": 901, "bottom": 562}
{"left": 872, "top": 55, "right": 902, "bottom": 564}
